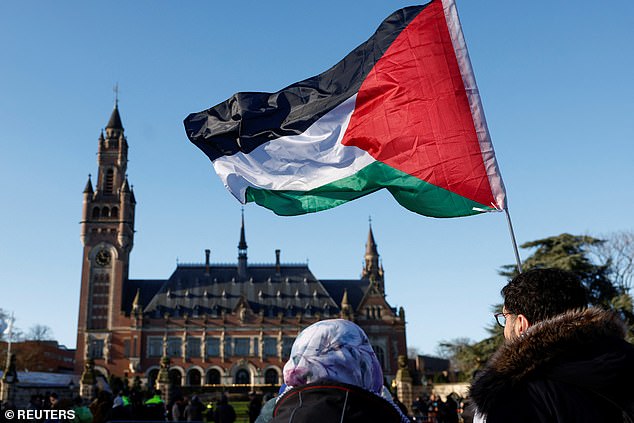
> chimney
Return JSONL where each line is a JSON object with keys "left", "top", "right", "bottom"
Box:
{"left": 205, "top": 249, "right": 210, "bottom": 275}
{"left": 275, "top": 249, "right": 281, "bottom": 274}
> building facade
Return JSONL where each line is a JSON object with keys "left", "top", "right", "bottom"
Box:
{"left": 0, "top": 341, "right": 75, "bottom": 374}
{"left": 75, "top": 105, "right": 408, "bottom": 389}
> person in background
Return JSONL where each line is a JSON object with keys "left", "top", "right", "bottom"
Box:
{"left": 72, "top": 396, "right": 93, "bottom": 423}
{"left": 247, "top": 392, "right": 262, "bottom": 423}
{"left": 89, "top": 391, "right": 112, "bottom": 423}
{"left": 212, "top": 395, "right": 236, "bottom": 423}
{"left": 49, "top": 393, "right": 59, "bottom": 409}
{"left": 143, "top": 390, "right": 165, "bottom": 421}
{"left": 171, "top": 396, "right": 185, "bottom": 422}
{"left": 470, "top": 268, "right": 634, "bottom": 422}
{"left": 184, "top": 395, "right": 204, "bottom": 422}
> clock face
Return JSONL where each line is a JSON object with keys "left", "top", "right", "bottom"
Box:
{"left": 95, "top": 249, "right": 111, "bottom": 267}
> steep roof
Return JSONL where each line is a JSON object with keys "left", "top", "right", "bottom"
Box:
{"left": 106, "top": 104, "right": 123, "bottom": 130}
{"left": 121, "top": 279, "right": 164, "bottom": 314}
{"left": 320, "top": 279, "right": 370, "bottom": 310}
{"left": 140, "top": 263, "right": 341, "bottom": 318}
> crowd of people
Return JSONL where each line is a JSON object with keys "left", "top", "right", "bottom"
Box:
{"left": 1, "top": 268, "right": 632, "bottom": 422}
{"left": 411, "top": 393, "right": 462, "bottom": 423}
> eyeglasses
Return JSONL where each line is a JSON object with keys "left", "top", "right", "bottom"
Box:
{"left": 494, "top": 312, "right": 513, "bottom": 328}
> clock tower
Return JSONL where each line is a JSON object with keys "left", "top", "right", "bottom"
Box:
{"left": 76, "top": 102, "right": 136, "bottom": 372}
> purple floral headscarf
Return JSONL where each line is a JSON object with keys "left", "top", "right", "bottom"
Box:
{"left": 282, "top": 319, "right": 384, "bottom": 394}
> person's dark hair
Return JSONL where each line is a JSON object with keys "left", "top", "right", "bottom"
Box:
{"left": 502, "top": 268, "right": 588, "bottom": 323}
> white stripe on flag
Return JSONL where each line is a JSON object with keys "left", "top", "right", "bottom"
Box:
{"left": 442, "top": 0, "right": 506, "bottom": 210}
{"left": 212, "top": 95, "right": 376, "bottom": 202}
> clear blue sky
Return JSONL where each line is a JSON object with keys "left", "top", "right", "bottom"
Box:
{"left": 1, "top": 0, "right": 632, "bottom": 355}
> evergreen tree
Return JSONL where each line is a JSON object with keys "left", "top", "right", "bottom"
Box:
{"left": 440, "top": 233, "right": 634, "bottom": 378}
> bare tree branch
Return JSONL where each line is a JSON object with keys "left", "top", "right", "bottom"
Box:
{"left": 589, "top": 230, "right": 634, "bottom": 291}
{"left": 25, "top": 324, "right": 54, "bottom": 341}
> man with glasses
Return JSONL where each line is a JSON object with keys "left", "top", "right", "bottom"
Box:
{"left": 469, "top": 268, "right": 634, "bottom": 422}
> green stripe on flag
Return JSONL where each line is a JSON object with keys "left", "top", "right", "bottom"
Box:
{"left": 245, "top": 161, "right": 494, "bottom": 217}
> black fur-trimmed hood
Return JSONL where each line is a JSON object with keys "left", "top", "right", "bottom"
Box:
{"left": 469, "top": 307, "right": 631, "bottom": 415}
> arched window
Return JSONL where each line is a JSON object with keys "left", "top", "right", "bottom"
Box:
{"left": 235, "top": 369, "right": 250, "bottom": 385}
{"left": 206, "top": 369, "right": 221, "bottom": 385}
{"left": 264, "top": 369, "right": 279, "bottom": 385}
{"left": 168, "top": 369, "right": 182, "bottom": 386}
{"left": 187, "top": 369, "right": 202, "bottom": 386}
{"left": 110, "top": 207, "right": 119, "bottom": 218}
{"left": 92, "top": 207, "right": 100, "bottom": 219}
{"left": 101, "top": 207, "right": 110, "bottom": 218}
{"left": 105, "top": 169, "right": 114, "bottom": 194}
{"left": 372, "top": 345, "right": 386, "bottom": 370}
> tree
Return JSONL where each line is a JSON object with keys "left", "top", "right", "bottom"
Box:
{"left": 438, "top": 306, "right": 504, "bottom": 381}
{"left": 439, "top": 233, "right": 634, "bottom": 376}
{"left": 407, "top": 346, "right": 420, "bottom": 360}
{"left": 499, "top": 234, "right": 620, "bottom": 307}
{"left": 0, "top": 308, "right": 10, "bottom": 342}
{"left": 25, "top": 324, "right": 54, "bottom": 341}
{"left": 590, "top": 230, "right": 634, "bottom": 292}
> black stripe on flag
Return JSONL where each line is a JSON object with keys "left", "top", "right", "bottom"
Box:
{"left": 184, "top": 5, "right": 428, "bottom": 162}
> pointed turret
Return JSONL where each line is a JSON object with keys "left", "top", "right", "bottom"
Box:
{"left": 238, "top": 209, "right": 248, "bottom": 251}
{"left": 362, "top": 222, "right": 380, "bottom": 280}
{"left": 118, "top": 177, "right": 134, "bottom": 251}
{"left": 237, "top": 209, "right": 248, "bottom": 280}
{"left": 106, "top": 103, "right": 123, "bottom": 131}
{"left": 132, "top": 288, "right": 141, "bottom": 315}
{"left": 80, "top": 175, "right": 94, "bottom": 246}
{"left": 121, "top": 177, "right": 131, "bottom": 194}
{"left": 98, "top": 130, "right": 105, "bottom": 145}
{"left": 340, "top": 289, "right": 353, "bottom": 321}
{"left": 83, "top": 175, "right": 94, "bottom": 195}
{"left": 366, "top": 224, "right": 378, "bottom": 257}
{"left": 341, "top": 289, "right": 350, "bottom": 307}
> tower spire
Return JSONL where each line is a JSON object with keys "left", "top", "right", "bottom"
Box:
{"left": 362, "top": 219, "right": 379, "bottom": 279}
{"left": 365, "top": 218, "right": 378, "bottom": 257}
{"left": 106, "top": 102, "right": 123, "bottom": 131}
{"left": 340, "top": 289, "right": 353, "bottom": 320}
{"left": 83, "top": 174, "right": 93, "bottom": 194}
{"left": 113, "top": 83, "right": 119, "bottom": 107}
{"left": 238, "top": 207, "right": 247, "bottom": 251}
{"left": 237, "top": 208, "right": 248, "bottom": 280}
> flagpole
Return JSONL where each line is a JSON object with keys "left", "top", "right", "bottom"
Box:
{"left": 504, "top": 208, "right": 523, "bottom": 273}
{"left": 5, "top": 312, "right": 14, "bottom": 366}
{"left": 8, "top": 312, "right": 14, "bottom": 356}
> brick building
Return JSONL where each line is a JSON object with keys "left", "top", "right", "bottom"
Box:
{"left": 0, "top": 341, "right": 75, "bottom": 373}
{"left": 75, "top": 104, "right": 408, "bottom": 389}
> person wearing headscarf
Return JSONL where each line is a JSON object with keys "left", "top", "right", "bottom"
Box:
{"left": 266, "top": 319, "right": 409, "bottom": 422}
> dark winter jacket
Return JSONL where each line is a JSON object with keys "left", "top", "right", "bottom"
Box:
{"left": 270, "top": 381, "right": 409, "bottom": 423}
{"left": 212, "top": 398, "right": 236, "bottom": 423}
{"left": 470, "top": 308, "right": 634, "bottom": 422}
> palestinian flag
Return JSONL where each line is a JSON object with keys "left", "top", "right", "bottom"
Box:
{"left": 184, "top": 0, "right": 506, "bottom": 217}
